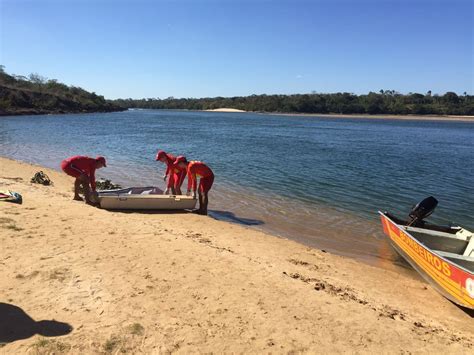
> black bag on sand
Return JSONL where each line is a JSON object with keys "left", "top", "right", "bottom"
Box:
{"left": 31, "top": 171, "right": 53, "bottom": 186}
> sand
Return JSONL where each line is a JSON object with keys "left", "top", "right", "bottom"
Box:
{"left": 205, "top": 108, "right": 247, "bottom": 113}
{"left": 0, "top": 156, "right": 472, "bottom": 353}
{"left": 201, "top": 108, "right": 473, "bottom": 121}
{"left": 262, "top": 112, "right": 474, "bottom": 122}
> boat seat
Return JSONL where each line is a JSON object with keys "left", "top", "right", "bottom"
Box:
{"left": 405, "top": 226, "right": 468, "bottom": 241}
{"left": 435, "top": 250, "right": 474, "bottom": 262}
{"left": 463, "top": 234, "right": 474, "bottom": 257}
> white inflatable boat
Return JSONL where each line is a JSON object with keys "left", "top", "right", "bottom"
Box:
{"left": 98, "top": 187, "right": 197, "bottom": 210}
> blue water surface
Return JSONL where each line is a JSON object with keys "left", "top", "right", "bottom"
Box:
{"left": 1, "top": 110, "right": 472, "bottom": 264}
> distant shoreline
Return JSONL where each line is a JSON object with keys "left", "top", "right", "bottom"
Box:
{"left": 2, "top": 107, "right": 473, "bottom": 122}
{"left": 0, "top": 107, "right": 126, "bottom": 117}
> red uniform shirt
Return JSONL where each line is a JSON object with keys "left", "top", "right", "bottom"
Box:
{"left": 162, "top": 153, "right": 177, "bottom": 189}
{"left": 61, "top": 156, "right": 99, "bottom": 190}
{"left": 187, "top": 161, "right": 214, "bottom": 192}
{"left": 170, "top": 164, "right": 187, "bottom": 189}
{"left": 161, "top": 153, "right": 186, "bottom": 189}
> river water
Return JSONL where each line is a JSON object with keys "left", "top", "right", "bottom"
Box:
{"left": 1, "top": 110, "right": 472, "bottom": 269}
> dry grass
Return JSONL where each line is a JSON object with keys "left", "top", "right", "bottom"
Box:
{"left": 34, "top": 338, "right": 50, "bottom": 348}
{"left": 48, "top": 268, "right": 70, "bottom": 282}
{"left": 129, "top": 323, "right": 145, "bottom": 336}
{"left": 103, "top": 325, "right": 145, "bottom": 353}
{"left": 5, "top": 224, "right": 24, "bottom": 231}
{"left": 103, "top": 335, "right": 122, "bottom": 353}
{"left": 0, "top": 218, "right": 23, "bottom": 232}
{"left": 0, "top": 217, "right": 15, "bottom": 224}
{"left": 33, "top": 337, "right": 71, "bottom": 353}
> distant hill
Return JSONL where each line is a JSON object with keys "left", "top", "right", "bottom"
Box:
{"left": 113, "top": 91, "right": 474, "bottom": 116}
{"left": 0, "top": 67, "right": 124, "bottom": 116}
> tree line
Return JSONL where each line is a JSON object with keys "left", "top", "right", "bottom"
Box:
{"left": 113, "top": 90, "right": 473, "bottom": 116}
{"left": 1, "top": 65, "right": 472, "bottom": 116}
{"left": 0, "top": 66, "right": 123, "bottom": 116}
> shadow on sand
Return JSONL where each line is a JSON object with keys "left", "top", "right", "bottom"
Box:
{"left": 0, "top": 303, "right": 72, "bottom": 345}
{"left": 451, "top": 301, "right": 474, "bottom": 318}
{"left": 100, "top": 208, "right": 265, "bottom": 227}
{"left": 103, "top": 208, "right": 193, "bottom": 215}
{"left": 209, "top": 210, "right": 264, "bottom": 226}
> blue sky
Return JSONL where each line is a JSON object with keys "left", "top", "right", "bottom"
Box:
{"left": 1, "top": 0, "right": 472, "bottom": 99}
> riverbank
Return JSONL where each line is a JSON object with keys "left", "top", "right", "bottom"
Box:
{"left": 2, "top": 107, "right": 472, "bottom": 122}
{"left": 1, "top": 157, "right": 472, "bottom": 353}
{"left": 0, "top": 107, "right": 126, "bottom": 116}
{"left": 0, "top": 82, "right": 125, "bottom": 117}
{"left": 200, "top": 108, "right": 474, "bottom": 122}
{"left": 263, "top": 112, "right": 474, "bottom": 122}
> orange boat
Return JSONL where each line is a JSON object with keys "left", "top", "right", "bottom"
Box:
{"left": 379, "top": 197, "right": 474, "bottom": 309}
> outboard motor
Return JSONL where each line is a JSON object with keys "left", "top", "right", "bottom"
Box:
{"left": 407, "top": 196, "right": 438, "bottom": 226}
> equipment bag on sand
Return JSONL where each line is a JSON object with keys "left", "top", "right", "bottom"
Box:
{"left": 0, "top": 190, "right": 23, "bottom": 204}
{"left": 31, "top": 171, "right": 53, "bottom": 186}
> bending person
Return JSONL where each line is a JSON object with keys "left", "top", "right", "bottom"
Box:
{"left": 60, "top": 155, "right": 106, "bottom": 205}
{"left": 155, "top": 150, "right": 186, "bottom": 195}
{"left": 174, "top": 156, "right": 214, "bottom": 215}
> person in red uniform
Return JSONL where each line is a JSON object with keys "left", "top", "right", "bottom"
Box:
{"left": 174, "top": 156, "right": 214, "bottom": 215}
{"left": 60, "top": 155, "right": 106, "bottom": 204}
{"left": 155, "top": 150, "right": 186, "bottom": 195}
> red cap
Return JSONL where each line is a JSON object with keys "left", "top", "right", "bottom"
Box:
{"left": 156, "top": 150, "right": 166, "bottom": 161}
{"left": 174, "top": 155, "right": 187, "bottom": 164}
{"left": 96, "top": 156, "right": 107, "bottom": 167}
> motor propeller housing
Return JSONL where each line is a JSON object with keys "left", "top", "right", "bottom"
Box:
{"left": 408, "top": 196, "right": 438, "bottom": 225}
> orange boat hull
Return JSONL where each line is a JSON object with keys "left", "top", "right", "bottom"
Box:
{"left": 379, "top": 212, "right": 474, "bottom": 309}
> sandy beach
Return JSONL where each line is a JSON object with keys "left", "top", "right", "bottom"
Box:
{"left": 205, "top": 108, "right": 247, "bottom": 112}
{"left": 0, "top": 156, "right": 472, "bottom": 353}
{"left": 259, "top": 112, "right": 474, "bottom": 122}
{"left": 201, "top": 108, "right": 473, "bottom": 122}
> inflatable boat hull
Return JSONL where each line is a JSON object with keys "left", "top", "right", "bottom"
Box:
{"left": 98, "top": 187, "right": 197, "bottom": 210}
